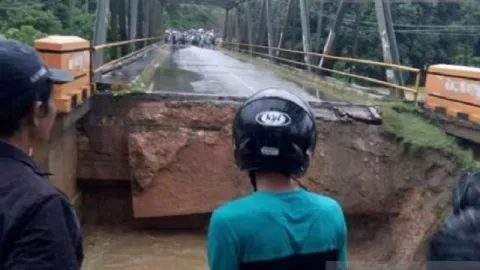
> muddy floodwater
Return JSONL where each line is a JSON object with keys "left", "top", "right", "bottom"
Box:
{"left": 80, "top": 216, "right": 395, "bottom": 270}
{"left": 82, "top": 226, "right": 207, "bottom": 270}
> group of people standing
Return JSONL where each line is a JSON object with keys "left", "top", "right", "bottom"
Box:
{"left": 0, "top": 38, "right": 479, "bottom": 270}
{"left": 164, "top": 28, "right": 217, "bottom": 49}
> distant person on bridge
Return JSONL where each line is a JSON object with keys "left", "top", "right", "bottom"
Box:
{"left": 206, "top": 89, "right": 348, "bottom": 270}
{"left": 171, "top": 31, "right": 178, "bottom": 52}
{"left": 0, "top": 40, "right": 83, "bottom": 269}
{"left": 428, "top": 171, "right": 480, "bottom": 270}
{"left": 164, "top": 29, "right": 170, "bottom": 43}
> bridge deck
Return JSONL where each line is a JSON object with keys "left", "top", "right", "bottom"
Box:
{"left": 152, "top": 46, "right": 319, "bottom": 102}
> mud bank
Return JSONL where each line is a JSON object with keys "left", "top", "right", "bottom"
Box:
{"left": 78, "top": 93, "right": 461, "bottom": 268}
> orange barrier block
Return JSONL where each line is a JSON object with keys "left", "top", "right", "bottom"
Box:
{"left": 424, "top": 64, "right": 480, "bottom": 124}
{"left": 34, "top": 36, "right": 92, "bottom": 113}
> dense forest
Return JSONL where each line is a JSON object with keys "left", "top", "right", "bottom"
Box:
{"left": 0, "top": 0, "right": 223, "bottom": 45}
{"left": 251, "top": 0, "right": 480, "bottom": 83}
{"left": 0, "top": 0, "right": 478, "bottom": 84}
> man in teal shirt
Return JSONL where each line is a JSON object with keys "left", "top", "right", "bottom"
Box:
{"left": 207, "top": 89, "right": 348, "bottom": 270}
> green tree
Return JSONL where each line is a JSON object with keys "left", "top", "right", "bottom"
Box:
{"left": 4, "top": 25, "right": 45, "bottom": 45}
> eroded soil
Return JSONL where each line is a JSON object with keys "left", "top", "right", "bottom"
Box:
{"left": 78, "top": 97, "right": 461, "bottom": 270}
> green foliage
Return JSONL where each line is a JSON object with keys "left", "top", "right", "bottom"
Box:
{"left": 0, "top": 0, "right": 221, "bottom": 46}
{"left": 380, "top": 104, "right": 480, "bottom": 169}
{"left": 278, "top": 0, "right": 480, "bottom": 85}
{"left": 63, "top": 8, "right": 95, "bottom": 39}
{"left": 4, "top": 25, "right": 46, "bottom": 45}
{"left": 164, "top": 4, "right": 223, "bottom": 30}
{"left": 2, "top": 6, "right": 63, "bottom": 34}
{"left": 0, "top": 0, "right": 79, "bottom": 43}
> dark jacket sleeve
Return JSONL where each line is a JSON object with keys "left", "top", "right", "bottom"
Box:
{"left": 4, "top": 195, "right": 83, "bottom": 270}
{"left": 428, "top": 208, "right": 480, "bottom": 270}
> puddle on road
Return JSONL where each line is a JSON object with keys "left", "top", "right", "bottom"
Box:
{"left": 152, "top": 62, "right": 203, "bottom": 93}
{"left": 82, "top": 226, "right": 207, "bottom": 270}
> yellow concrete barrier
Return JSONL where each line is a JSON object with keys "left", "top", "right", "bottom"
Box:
{"left": 34, "top": 35, "right": 92, "bottom": 113}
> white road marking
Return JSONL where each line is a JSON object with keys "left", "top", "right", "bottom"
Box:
{"left": 230, "top": 73, "right": 256, "bottom": 94}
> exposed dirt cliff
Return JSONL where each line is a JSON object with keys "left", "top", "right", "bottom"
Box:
{"left": 78, "top": 94, "right": 461, "bottom": 268}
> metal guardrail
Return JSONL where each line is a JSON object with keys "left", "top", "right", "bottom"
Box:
{"left": 92, "top": 36, "right": 163, "bottom": 73}
{"left": 92, "top": 36, "right": 162, "bottom": 51}
{"left": 94, "top": 43, "right": 159, "bottom": 73}
{"left": 220, "top": 41, "right": 422, "bottom": 101}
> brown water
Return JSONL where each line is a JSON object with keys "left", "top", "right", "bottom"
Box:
{"left": 82, "top": 226, "right": 207, "bottom": 270}
{"left": 80, "top": 217, "right": 392, "bottom": 270}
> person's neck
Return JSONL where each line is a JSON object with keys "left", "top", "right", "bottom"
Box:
{"left": 1, "top": 133, "right": 32, "bottom": 156}
{"left": 255, "top": 173, "right": 298, "bottom": 192}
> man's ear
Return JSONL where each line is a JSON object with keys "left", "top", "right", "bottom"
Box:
{"left": 28, "top": 101, "right": 44, "bottom": 127}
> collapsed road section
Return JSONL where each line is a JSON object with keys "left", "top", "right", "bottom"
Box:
{"left": 76, "top": 91, "right": 461, "bottom": 269}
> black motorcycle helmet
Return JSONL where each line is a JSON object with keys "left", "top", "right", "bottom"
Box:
{"left": 232, "top": 88, "right": 317, "bottom": 187}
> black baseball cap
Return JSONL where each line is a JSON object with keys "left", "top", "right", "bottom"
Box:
{"left": 0, "top": 39, "right": 73, "bottom": 99}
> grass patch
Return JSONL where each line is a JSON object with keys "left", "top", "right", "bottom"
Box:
{"left": 221, "top": 48, "right": 480, "bottom": 169}
{"left": 381, "top": 103, "right": 480, "bottom": 169}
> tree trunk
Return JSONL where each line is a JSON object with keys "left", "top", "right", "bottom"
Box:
{"left": 118, "top": 0, "right": 128, "bottom": 55}
{"left": 142, "top": 0, "right": 150, "bottom": 46}
{"left": 137, "top": 0, "right": 144, "bottom": 49}
{"left": 108, "top": 0, "right": 119, "bottom": 60}
{"left": 129, "top": 0, "right": 139, "bottom": 51}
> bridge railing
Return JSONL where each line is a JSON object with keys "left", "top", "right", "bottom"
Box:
{"left": 91, "top": 36, "right": 165, "bottom": 93}
{"left": 92, "top": 36, "right": 163, "bottom": 75}
{"left": 220, "top": 41, "right": 422, "bottom": 101}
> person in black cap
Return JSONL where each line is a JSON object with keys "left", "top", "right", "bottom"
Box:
{"left": 206, "top": 88, "right": 348, "bottom": 270}
{"left": 0, "top": 39, "right": 83, "bottom": 269}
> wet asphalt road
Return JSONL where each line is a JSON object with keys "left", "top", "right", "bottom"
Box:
{"left": 153, "top": 46, "right": 319, "bottom": 101}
